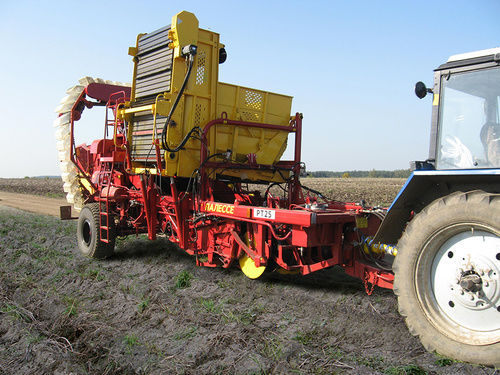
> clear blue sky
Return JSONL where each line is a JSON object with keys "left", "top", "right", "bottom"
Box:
{"left": 1, "top": 0, "right": 499, "bottom": 177}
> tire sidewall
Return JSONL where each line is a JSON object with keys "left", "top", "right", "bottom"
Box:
{"left": 394, "top": 192, "right": 500, "bottom": 366}
{"left": 77, "top": 205, "right": 97, "bottom": 257}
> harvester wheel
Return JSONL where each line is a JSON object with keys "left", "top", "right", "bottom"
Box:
{"left": 239, "top": 232, "right": 266, "bottom": 279}
{"left": 77, "top": 203, "right": 115, "bottom": 259}
{"left": 239, "top": 254, "right": 266, "bottom": 279}
{"left": 394, "top": 191, "right": 500, "bottom": 367}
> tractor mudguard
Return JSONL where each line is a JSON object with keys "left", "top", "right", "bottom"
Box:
{"left": 372, "top": 169, "right": 500, "bottom": 245}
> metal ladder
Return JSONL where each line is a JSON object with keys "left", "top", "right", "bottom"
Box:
{"left": 98, "top": 92, "right": 127, "bottom": 243}
{"left": 98, "top": 158, "right": 114, "bottom": 243}
{"left": 104, "top": 92, "right": 128, "bottom": 147}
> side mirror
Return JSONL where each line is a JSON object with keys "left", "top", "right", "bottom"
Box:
{"left": 415, "top": 81, "right": 433, "bottom": 99}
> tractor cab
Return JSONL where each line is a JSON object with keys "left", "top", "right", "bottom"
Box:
{"left": 374, "top": 48, "right": 500, "bottom": 245}
{"left": 417, "top": 47, "right": 500, "bottom": 170}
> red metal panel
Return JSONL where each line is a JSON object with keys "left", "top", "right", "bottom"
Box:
{"left": 200, "top": 201, "right": 313, "bottom": 226}
{"left": 291, "top": 224, "right": 340, "bottom": 247}
{"left": 291, "top": 227, "right": 309, "bottom": 247}
{"left": 85, "top": 83, "right": 131, "bottom": 102}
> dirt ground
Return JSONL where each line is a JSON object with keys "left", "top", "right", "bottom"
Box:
{"left": 0, "top": 178, "right": 495, "bottom": 374}
{"left": 0, "top": 191, "right": 68, "bottom": 217}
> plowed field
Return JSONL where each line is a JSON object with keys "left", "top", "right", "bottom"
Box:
{"left": 0, "top": 178, "right": 488, "bottom": 374}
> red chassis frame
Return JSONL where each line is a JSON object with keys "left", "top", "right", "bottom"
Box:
{"left": 67, "top": 82, "right": 394, "bottom": 293}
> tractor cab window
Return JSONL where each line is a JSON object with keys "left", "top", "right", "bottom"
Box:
{"left": 437, "top": 67, "right": 500, "bottom": 169}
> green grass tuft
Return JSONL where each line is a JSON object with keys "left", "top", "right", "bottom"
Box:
{"left": 384, "top": 364, "right": 427, "bottom": 375}
{"left": 138, "top": 297, "right": 150, "bottom": 313}
{"left": 175, "top": 270, "right": 192, "bottom": 289}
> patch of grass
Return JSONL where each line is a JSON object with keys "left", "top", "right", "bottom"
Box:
{"left": 26, "top": 332, "right": 46, "bottom": 344}
{"left": 218, "top": 301, "right": 264, "bottom": 325}
{"left": 138, "top": 297, "right": 150, "bottom": 313}
{"left": 222, "top": 307, "right": 257, "bottom": 325}
{"left": 281, "top": 312, "right": 296, "bottom": 324}
{"left": 248, "top": 354, "right": 266, "bottom": 374}
{"left": 259, "top": 336, "right": 283, "bottom": 361}
{"left": 174, "top": 326, "right": 198, "bottom": 341}
{"left": 51, "top": 269, "right": 75, "bottom": 283}
{"left": 83, "top": 268, "right": 106, "bottom": 281}
{"left": 120, "top": 281, "right": 137, "bottom": 296}
{"left": 293, "top": 327, "right": 319, "bottom": 346}
{"left": 384, "top": 364, "right": 427, "bottom": 375}
{"left": 115, "top": 236, "right": 130, "bottom": 248}
{"left": 357, "top": 355, "right": 384, "bottom": 370}
{"left": 312, "top": 368, "right": 333, "bottom": 375}
{"left": 1, "top": 303, "right": 23, "bottom": 320}
{"left": 434, "top": 354, "right": 453, "bottom": 367}
{"left": 123, "top": 333, "right": 140, "bottom": 352}
{"left": 199, "top": 297, "right": 220, "bottom": 313}
{"left": 13, "top": 248, "right": 26, "bottom": 259}
{"left": 175, "top": 270, "right": 192, "bottom": 289}
{"left": 57, "top": 222, "right": 76, "bottom": 236}
{"left": 18, "top": 274, "right": 36, "bottom": 289}
{"left": 144, "top": 341, "right": 166, "bottom": 359}
{"left": 324, "top": 345, "right": 344, "bottom": 360}
{"left": 62, "top": 296, "right": 78, "bottom": 317}
{"left": 34, "top": 247, "right": 61, "bottom": 263}
{"left": 216, "top": 279, "right": 230, "bottom": 289}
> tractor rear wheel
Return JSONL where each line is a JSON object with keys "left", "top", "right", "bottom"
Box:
{"left": 394, "top": 190, "right": 500, "bottom": 367}
{"left": 77, "top": 203, "right": 115, "bottom": 259}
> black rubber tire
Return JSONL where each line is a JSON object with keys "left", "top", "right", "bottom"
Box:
{"left": 394, "top": 190, "right": 500, "bottom": 367}
{"left": 77, "top": 203, "right": 115, "bottom": 259}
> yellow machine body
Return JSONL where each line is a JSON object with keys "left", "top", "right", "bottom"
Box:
{"left": 118, "top": 11, "right": 293, "bottom": 182}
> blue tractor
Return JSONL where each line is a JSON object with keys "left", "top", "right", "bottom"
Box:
{"left": 375, "top": 48, "right": 500, "bottom": 366}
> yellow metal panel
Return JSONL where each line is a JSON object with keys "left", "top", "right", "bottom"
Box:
{"left": 125, "top": 12, "right": 293, "bottom": 182}
{"left": 212, "top": 82, "right": 292, "bottom": 168}
{"left": 130, "top": 167, "right": 159, "bottom": 175}
{"left": 169, "top": 11, "right": 199, "bottom": 58}
{"left": 79, "top": 176, "right": 95, "bottom": 194}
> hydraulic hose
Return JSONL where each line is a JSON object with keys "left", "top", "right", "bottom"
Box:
{"left": 161, "top": 51, "right": 196, "bottom": 152}
{"left": 300, "top": 183, "right": 325, "bottom": 199}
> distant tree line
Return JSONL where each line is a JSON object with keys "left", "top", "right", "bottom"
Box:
{"left": 306, "top": 169, "right": 411, "bottom": 178}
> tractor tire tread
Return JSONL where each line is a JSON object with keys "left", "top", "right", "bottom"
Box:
{"left": 77, "top": 202, "right": 115, "bottom": 259}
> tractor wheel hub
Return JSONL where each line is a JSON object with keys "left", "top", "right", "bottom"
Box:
{"left": 459, "top": 272, "right": 482, "bottom": 292}
{"left": 431, "top": 229, "right": 500, "bottom": 337}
